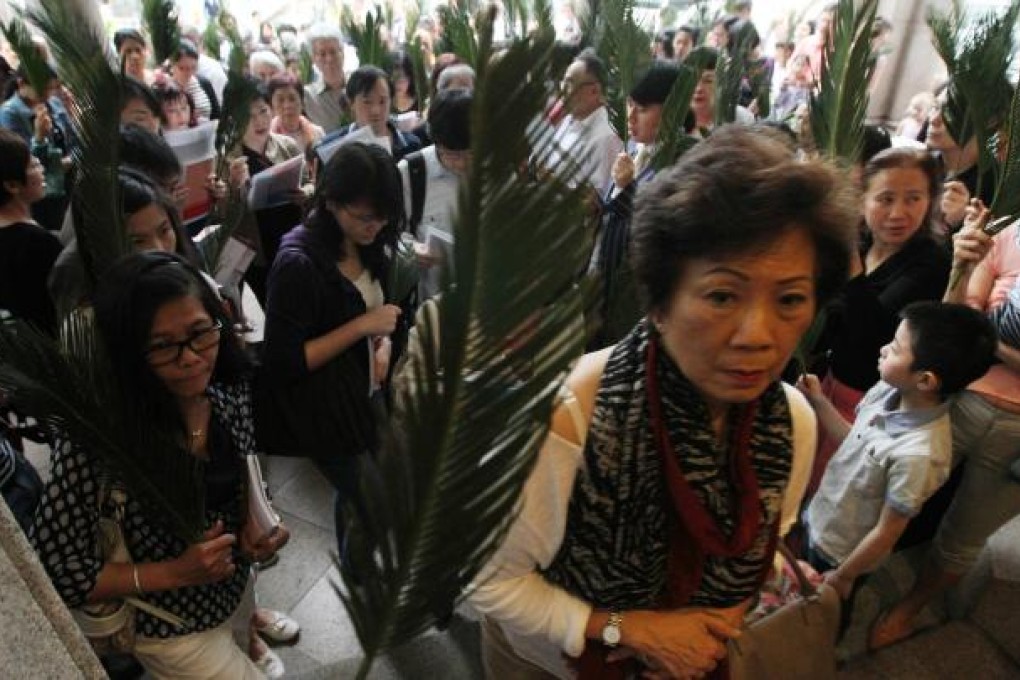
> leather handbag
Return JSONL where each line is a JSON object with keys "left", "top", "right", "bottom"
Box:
{"left": 727, "top": 541, "right": 842, "bottom": 680}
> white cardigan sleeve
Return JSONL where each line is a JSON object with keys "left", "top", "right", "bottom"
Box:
{"left": 468, "top": 429, "right": 593, "bottom": 658}
{"left": 780, "top": 382, "right": 818, "bottom": 537}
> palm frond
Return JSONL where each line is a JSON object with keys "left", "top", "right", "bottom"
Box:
{"left": 713, "top": 40, "right": 747, "bottom": 126}
{"left": 405, "top": 37, "right": 431, "bottom": 110}
{"left": 343, "top": 6, "right": 394, "bottom": 71}
{"left": 218, "top": 12, "right": 246, "bottom": 75}
{"left": 0, "top": 317, "right": 206, "bottom": 541}
{"left": 651, "top": 62, "right": 702, "bottom": 170}
{"left": 298, "top": 43, "right": 314, "bottom": 85}
{"left": 386, "top": 237, "right": 420, "bottom": 307}
{"left": 534, "top": 0, "right": 555, "bottom": 36}
{"left": 338, "top": 21, "right": 590, "bottom": 678}
{"left": 809, "top": 0, "right": 878, "bottom": 165}
{"left": 405, "top": 0, "right": 425, "bottom": 46}
{"left": 27, "top": 0, "right": 128, "bottom": 292}
{"left": 991, "top": 73, "right": 1020, "bottom": 218}
{"left": 793, "top": 306, "right": 830, "bottom": 376}
{"left": 202, "top": 21, "right": 221, "bottom": 61}
{"left": 141, "top": 0, "right": 181, "bottom": 66}
{"left": 596, "top": 0, "right": 652, "bottom": 141}
{"left": 437, "top": 5, "right": 479, "bottom": 68}
{"left": 1, "top": 15, "right": 51, "bottom": 98}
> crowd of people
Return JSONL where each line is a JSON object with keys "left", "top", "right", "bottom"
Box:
{"left": 2, "top": 1, "right": 1020, "bottom": 678}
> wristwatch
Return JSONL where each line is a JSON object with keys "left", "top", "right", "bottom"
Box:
{"left": 601, "top": 611, "right": 623, "bottom": 648}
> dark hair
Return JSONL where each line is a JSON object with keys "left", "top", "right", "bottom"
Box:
{"left": 120, "top": 76, "right": 161, "bottom": 119}
{"left": 266, "top": 72, "right": 305, "bottom": 104}
{"left": 728, "top": 19, "right": 761, "bottom": 52}
{"left": 861, "top": 124, "right": 892, "bottom": 164}
{"left": 862, "top": 147, "right": 941, "bottom": 229}
{"left": 15, "top": 62, "right": 57, "bottom": 87}
{"left": 0, "top": 128, "right": 30, "bottom": 207}
{"left": 114, "top": 28, "right": 146, "bottom": 52}
{"left": 428, "top": 88, "right": 472, "bottom": 150}
{"left": 251, "top": 78, "right": 272, "bottom": 108}
{"left": 900, "top": 301, "right": 996, "bottom": 398}
{"left": 656, "top": 31, "right": 675, "bottom": 60}
{"left": 684, "top": 45, "right": 719, "bottom": 71}
{"left": 574, "top": 48, "right": 608, "bottom": 91}
{"left": 118, "top": 167, "right": 202, "bottom": 267}
{"left": 304, "top": 143, "right": 403, "bottom": 281}
{"left": 629, "top": 61, "right": 680, "bottom": 106}
{"left": 631, "top": 125, "right": 856, "bottom": 313}
{"left": 346, "top": 65, "right": 393, "bottom": 101}
{"left": 150, "top": 77, "right": 197, "bottom": 128}
{"left": 676, "top": 25, "right": 699, "bottom": 43}
{"left": 389, "top": 51, "right": 418, "bottom": 102}
{"left": 92, "top": 251, "right": 250, "bottom": 438}
{"left": 170, "top": 39, "right": 201, "bottom": 63}
{"left": 120, "top": 124, "right": 183, "bottom": 184}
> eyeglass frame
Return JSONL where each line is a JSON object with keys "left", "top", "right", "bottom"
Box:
{"left": 145, "top": 319, "right": 224, "bottom": 366}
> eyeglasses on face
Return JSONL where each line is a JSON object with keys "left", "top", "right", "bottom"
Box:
{"left": 340, "top": 206, "right": 388, "bottom": 226}
{"left": 145, "top": 319, "right": 223, "bottom": 366}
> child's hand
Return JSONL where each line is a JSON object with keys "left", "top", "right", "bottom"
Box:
{"left": 796, "top": 373, "right": 824, "bottom": 406}
{"left": 823, "top": 570, "right": 853, "bottom": 600}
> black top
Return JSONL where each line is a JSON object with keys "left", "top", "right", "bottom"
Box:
{"left": 827, "top": 235, "right": 950, "bottom": 391}
{"left": 30, "top": 383, "right": 254, "bottom": 638}
{"left": 257, "top": 223, "right": 377, "bottom": 458}
{"left": 0, "top": 221, "right": 63, "bottom": 335}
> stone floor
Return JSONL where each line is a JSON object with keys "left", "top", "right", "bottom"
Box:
{"left": 257, "top": 456, "right": 485, "bottom": 679}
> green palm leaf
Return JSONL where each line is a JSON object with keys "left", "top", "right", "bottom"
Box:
{"left": 405, "top": 0, "right": 425, "bottom": 45}
{"left": 595, "top": 0, "right": 652, "bottom": 141}
{"left": 343, "top": 6, "right": 393, "bottom": 71}
{"left": 437, "top": 5, "right": 479, "bottom": 68}
{"left": 990, "top": 74, "right": 1020, "bottom": 219}
{"left": 651, "top": 62, "right": 702, "bottom": 170}
{"left": 337, "top": 22, "right": 590, "bottom": 678}
{"left": 809, "top": 0, "right": 878, "bottom": 165}
{"left": 405, "top": 37, "right": 431, "bottom": 110}
{"left": 298, "top": 43, "right": 314, "bottom": 85}
{"left": 0, "top": 316, "right": 205, "bottom": 542}
{"left": 27, "top": 0, "right": 128, "bottom": 292}
{"left": 202, "top": 21, "right": 221, "bottom": 61}
{"left": 218, "top": 11, "right": 246, "bottom": 76}
{"left": 141, "top": 0, "right": 181, "bottom": 66}
{"left": 1, "top": 15, "right": 52, "bottom": 99}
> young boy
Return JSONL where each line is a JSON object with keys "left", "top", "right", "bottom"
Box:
{"left": 799, "top": 301, "right": 997, "bottom": 603}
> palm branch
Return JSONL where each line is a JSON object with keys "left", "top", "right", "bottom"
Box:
{"left": 405, "top": 37, "right": 431, "bottom": 110}
{"left": 405, "top": 0, "right": 425, "bottom": 45}
{"left": 27, "top": 0, "right": 128, "bottom": 292}
{"left": 202, "top": 21, "right": 221, "bottom": 61}
{"left": 713, "top": 39, "right": 747, "bottom": 126}
{"left": 218, "top": 11, "right": 246, "bottom": 76}
{"left": 337, "top": 21, "right": 590, "bottom": 678}
{"left": 298, "top": 43, "right": 314, "bottom": 85}
{"left": 343, "top": 6, "right": 393, "bottom": 71}
{"left": 141, "top": 0, "right": 181, "bottom": 66}
{"left": 808, "top": 0, "right": 878, "bottom": 165}
{"left": 651, "top": 62, "right": 702, "bottom": 170}
{"left": 0, "top": 316, "right": 206, "bottom": 542}
{"left": 596, "top": 0, "right": 652, "bottom": 141}
{"left": 1, "top": 15, "right": 51, "bottom": 98}
{"left": 437, "top": 5, "right": 479, "bottom": 68}
{"left": 534, "top": 0, "right": 555, "bottom": 36}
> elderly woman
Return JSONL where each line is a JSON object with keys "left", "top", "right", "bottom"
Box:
{"left": 470, "top": 125, "right": 856, "bottom": 679}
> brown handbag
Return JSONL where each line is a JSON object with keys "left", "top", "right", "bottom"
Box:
{"left": 727, "top": 541, "right": 842, "bottom": 680}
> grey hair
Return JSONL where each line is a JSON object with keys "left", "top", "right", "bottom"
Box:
{"left": 249, "top": 50, "right": 285, "bottom": 73}
{"left": 305, "top": 22, "right": 344, "bottom": 48}
{"left": 437, "top": 64, "right": 476, "bottom": 92}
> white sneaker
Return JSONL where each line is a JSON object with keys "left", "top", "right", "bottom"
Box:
{"left": 253, "top": 645, "right": 285, "bottom": 679}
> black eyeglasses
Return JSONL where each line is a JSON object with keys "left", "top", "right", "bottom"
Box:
{"left": 145, "top": 320, "right": 223, "bottom": 366}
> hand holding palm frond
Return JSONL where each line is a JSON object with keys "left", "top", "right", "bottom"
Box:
{"left": 27, "top": 0, "right": 128, "bottom": 292}
{"left": 337, "top": 22, "right": 589, "bottom": 678}
{"left": 809, "top": 0, "right": 878, "bottom": 165}
{"left": 141, "top": 0, "right": 181, "bottom": 66}
{"left": 0, "top": 316, "right": 206, "bottom": 542}
{"left": 1, "top": 15, "right": 52, "bottom": 99}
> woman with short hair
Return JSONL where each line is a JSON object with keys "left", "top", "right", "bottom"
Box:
{"left": 471, "top": 125, "right": 857, "bottom": 679}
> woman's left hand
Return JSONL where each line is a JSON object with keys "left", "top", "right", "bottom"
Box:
{"left": 823, "top": 570, "right": 853, "bottom": 600}
{"left": 241, "top": 520, "right": 290, "bottom": 563}
{"left": 373, "top": 336, "right": 393, "bottom": 388}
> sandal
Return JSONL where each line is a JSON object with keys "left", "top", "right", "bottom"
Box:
{"left": 254, "top": 609, "right": 301, "bottom": 644}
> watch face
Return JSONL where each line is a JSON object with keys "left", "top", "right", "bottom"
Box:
{"left": 603, "top": 624, "right": 621, "bottom": 646}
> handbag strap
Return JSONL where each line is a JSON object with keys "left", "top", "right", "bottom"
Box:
{"left": 775, "top": 540, "right": 817, "bottom": 598}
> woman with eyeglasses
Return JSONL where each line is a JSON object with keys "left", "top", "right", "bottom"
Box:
{"left": 30, "top": 251, "right": 289, "bottom": 678}
{"left": 259, "top": 142, "right": 404, "bottom": 519}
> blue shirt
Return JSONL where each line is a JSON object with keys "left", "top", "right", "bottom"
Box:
{"left": 806, "top": 381, "right": 952, "bottom": 565}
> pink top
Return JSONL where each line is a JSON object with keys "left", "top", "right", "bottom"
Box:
{"left": 965, "top": 223, "right": 1020, "bottom": 407}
